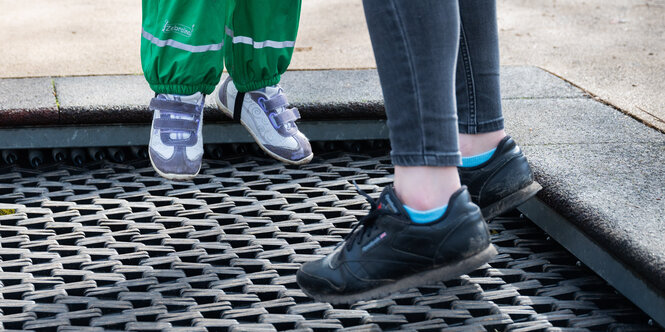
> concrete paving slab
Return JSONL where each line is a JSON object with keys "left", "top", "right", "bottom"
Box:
{"left": 204, "top": 71, "right": 386, "bottom": 121}
{"left": 0, "top": 0, "right": 141, "bottom": 78}
{"left": 522, "top": 142, "right": 665, "bottom": 291}
{"left": 48, "top": 67, "right": 576, "bottom": 125}
{"left": 503, "top": 98, "right": 665, "bottom": 145}
{"left": 282, "top": 66, "right": 583, "bottom": 112}
{"left": 54, "top": 71, "right": 384, "bottom": 125}
{"left": 54, "top": 71, "right": 383, "bottom": 126}
{"left": 498, "top": 0, "right": 665, "bottom": 133}
{"left": 0, "top": 78, "right": 58, "bottom": 125}
{"left": 54, "top": 75, "right": 153, "bottom": 125}
{"left": 500, "top": 66, "right": 583, "bottom": 99}
{"left": 276, "top": 71, "right": 384, "bottom": 120}
{"left": 291, "top": 0, "right": 374, "bottom": 71}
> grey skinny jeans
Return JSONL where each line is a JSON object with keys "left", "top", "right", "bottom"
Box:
{"left": 363, "top": 0, "right": 504, "bottom": 167}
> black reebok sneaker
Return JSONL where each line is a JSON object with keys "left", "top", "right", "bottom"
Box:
{"left": 458, "top": 136, "right": 542, "bottom": 220}
{"left": 296, "top": 185, "right": 497, "bottom": 304}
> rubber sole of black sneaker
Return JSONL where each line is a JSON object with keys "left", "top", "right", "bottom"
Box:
{"left": 481, "top": 182, "right": 542, "bottom": 221}
{"left": 299, "top": 244, "right": 498, "bottom": 305}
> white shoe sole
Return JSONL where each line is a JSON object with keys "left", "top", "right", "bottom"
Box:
{"left": 148, "top": 149, "right": 201, "bottom": 181}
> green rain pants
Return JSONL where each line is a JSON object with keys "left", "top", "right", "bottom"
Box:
{"left": 141, "top": 0, "right": 301, "bottom": 95}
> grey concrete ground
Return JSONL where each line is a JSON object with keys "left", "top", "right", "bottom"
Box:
{"left": 498, "top": 0, "right": 665, "bottom": 132}
{"left": 0, "top": 0, "right": 663, "bottom": 131}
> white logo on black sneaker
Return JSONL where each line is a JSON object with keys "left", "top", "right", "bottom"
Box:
{"left": 362, "top": 232, "right": 387, "bottom": 252}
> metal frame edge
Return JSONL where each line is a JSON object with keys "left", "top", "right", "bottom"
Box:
{"left": 0, "top": 120, "right": 389, "bottom": 149}
{"left": 518, "top": 197, "right": 665, "bottom": 328}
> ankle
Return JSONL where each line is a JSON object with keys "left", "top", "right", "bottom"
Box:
{"left": 459, "top": 130, "right": 506, "bottom": 156}
{"left": 393, "top": 166, "right": 460, "bottom": 210}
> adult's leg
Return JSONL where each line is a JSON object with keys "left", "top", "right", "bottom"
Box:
{"left": 215, "top": 0, "right": 312, "bottom": 165}
{"left": 141, "top": 0, "right": 226, "bottom": 180}
{"left": 365, "top": 0, "right": 463, "bottom": 208}
{"left": 455, "top": 0, "right": 506, "bottom": 156}
{"left": 296, "top": 0, "right": 495, "bottom": 304}
{"left": 454, "top": 0, "right": 540, "bottom": 219}
{"left": 223, "top": 0, "right": 301, "bottom": 93}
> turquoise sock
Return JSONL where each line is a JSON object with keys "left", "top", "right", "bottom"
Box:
{"left": 403, "top": 204, "right": 447, "bottom": 224}
{"left": 461, "top": 148, "right": 496, "bottom": 167}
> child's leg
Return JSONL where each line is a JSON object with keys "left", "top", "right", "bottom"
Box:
{"left": 297, "top": 0, "right": 496, "bottom": 304}
{"left": 223, "top": 0, "right": 301, "bottom": 93}
{"left": 141, "top": 0, "right": 226, "bottom": 95}
{"left": 215, "top": 0, "right": 312, "bottom": 165}
{"left": 141, "top": 0, "right": 226, "bottom": 180}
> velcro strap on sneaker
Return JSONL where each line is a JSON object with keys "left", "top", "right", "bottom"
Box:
{"left": 153, "top": 118, "right": 199, "bottom": 132}
{"left": 149, "top": 98, "right": 200, "bottom": 116}
{"left": 274, "top": 108, "right": 301, "bottom": 126}
{"left": 264, "top": 94, "right": 289, "bottom": 111}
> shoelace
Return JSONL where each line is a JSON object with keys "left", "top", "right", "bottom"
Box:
{"left": 344, "top": 182, "right": 394, "bottom": 252}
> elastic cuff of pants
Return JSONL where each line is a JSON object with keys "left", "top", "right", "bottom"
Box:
{"left": 149, "top": 83, "right": 217, "bottom": 96}
{"left": 233, "top": 74, "right": 281, "bottom": 93}
{"left": 390, "top": 152, "right": 462, "bottom": 167}
{"left": 458, "top": 118, "right": 505, "bottom": 135}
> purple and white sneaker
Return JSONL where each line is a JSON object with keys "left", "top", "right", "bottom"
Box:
{"left": 148, "top": 93, "right": 204, "bottom": 181}
{"left": 215, "top": 77, "right": 313, "bottom": 165}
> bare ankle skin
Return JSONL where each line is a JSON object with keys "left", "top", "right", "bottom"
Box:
{"left": 393, "top": 166, "right": 461, "bottom": 210}
{"left": 459, "top": 130, "right": 506, "bottom": 157}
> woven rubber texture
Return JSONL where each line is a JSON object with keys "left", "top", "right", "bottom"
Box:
{"left": 0, "top": 149, "right": 657, "bottom": 332}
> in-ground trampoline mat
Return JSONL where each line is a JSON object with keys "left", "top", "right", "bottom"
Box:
{"left": 0, "top": 147, "right": 657, "bottom": 331}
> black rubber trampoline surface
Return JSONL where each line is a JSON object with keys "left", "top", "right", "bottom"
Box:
{"left": 0, "top": 147, "right": 657, "bottom": 332}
